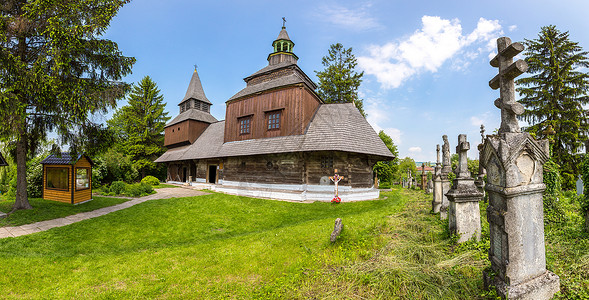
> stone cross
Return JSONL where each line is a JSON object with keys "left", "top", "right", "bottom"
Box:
{"left": 455, "top": 134, "right": 470, "bottom": 178}
{"left": 442, "top": 135, "right": 451, "bottom": 174}
{"left": 489, "top": 37, "right": 528, "bottom": 134}
{"left": 480, "top": 124, "right": 486, "bottom": 142}
{"left": 436, "top": 144, "right": 441, "bottom": 164}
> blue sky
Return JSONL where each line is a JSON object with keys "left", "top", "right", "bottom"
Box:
{"left": 103, "top": 0, "right": 589, "bottom": 162}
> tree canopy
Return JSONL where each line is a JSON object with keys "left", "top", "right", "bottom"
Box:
{"left": 373, "top": 130, "right": 399, "bottom": 184}
{"left": 108, "top": 76, "right": 170, "bottom": 179}
{"left": 0, "top": 0, "right": 135, "bottom": 210}
{"left": 516, "top": 25, "right": 589, "bottom": 188}
{"left": 315, "top": 43, "right": 365, "bottom": 117}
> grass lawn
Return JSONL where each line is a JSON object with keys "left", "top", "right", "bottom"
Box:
{"left": 153, "top": 183, "right": 180, "bottom": 189}
{"left": 0, "top": 196, "right": 132, "bottom": 227}
{"left": 0, "top": 187, "right": 587, "bottom": 298}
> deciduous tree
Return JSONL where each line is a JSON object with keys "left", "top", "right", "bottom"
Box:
{"left": 0, "top": 0, "right": 135, "bottom": 210}
{"left": 315, "top": 43, "right": 365, "bottom": 116}
{"left": 373, "top": 130, "right": 399, "bottom": 184}
{"left": 516, "top": 25, "right": 589, "bottom": 188}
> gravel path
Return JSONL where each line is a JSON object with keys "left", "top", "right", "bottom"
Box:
{"left": 0, "top": 187, "right": 208, "bottom": 239}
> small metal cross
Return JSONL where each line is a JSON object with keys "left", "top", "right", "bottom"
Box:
{"left": 282, "top": 17, "right": 286, "bottom": 28}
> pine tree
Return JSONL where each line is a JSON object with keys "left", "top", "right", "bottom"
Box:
{"left": 108, "top": 76, "right": 170, "bottom": 179}
{"left": 0, "top": 0, "right": 135, "bottom": 210}
{"left": 516, "top": 25, "right": 589, "bottom": 189}
{"left": 315, "top": 43, "right": 365, "bottom": 117}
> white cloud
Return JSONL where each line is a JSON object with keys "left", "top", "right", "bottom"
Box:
{"left": 358, "top": 16, "right": 503, "bottom": 89}
{"left": 509, "top": 25, "right": 517, "bottom": 32}
{"left": 470, "top": 116, "right": 484, "bottom": 126}
{"left": 409, "top": 146, "right": 422, "bottom": 153}
{"left": 365, "top": 96, "right": 403, "bottom": 145}
{"left": 317, "top": 3, "right": 381, "bottom": 31}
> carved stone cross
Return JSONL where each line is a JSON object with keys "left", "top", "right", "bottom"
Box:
{"left": 489, "top": 37, "right": 528, "bottom": 134}
{"left": 456, "top": 134, "right": 470, "bottom": 178}
{"left": 480, "top": 124, "right": 485, "bottom": 142}
{"left": 436, "top": 144, "right": 441, "bottom": 164}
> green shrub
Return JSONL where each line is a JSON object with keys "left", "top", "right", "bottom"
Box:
{"left": 123, "top": 182, "right": 154, "bottom": 197}
{"left": 543, "top": 159, "right": 565, "bottom": 225}
{"left": 378, "top": 181, "right": 391, "bottom": 189}
{"left": 140, "top": 182, "right": 154, "bottom": 194}
{"left": 141, "top": 175, "right": 160, "bottom": 186}
{"left": 109, "top": 181, "right": 126, "bottom": 195}
{"left": 26, "top": 157, "right": 44, "bottom": 198}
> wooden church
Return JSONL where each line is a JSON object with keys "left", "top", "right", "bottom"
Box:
{"left": 155, "top": 25, "right": 394, "bottom": 201}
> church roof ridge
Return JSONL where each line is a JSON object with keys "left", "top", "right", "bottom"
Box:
{"left": 181, "top": 69, "right": 211, "bottom": 105}
{"left": 276, "top": 27, "right": 290, "bottom": 41}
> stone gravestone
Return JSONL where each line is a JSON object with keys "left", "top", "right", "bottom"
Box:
{"left": 446, "top": 134, "right": 483, "bottom": 243}
{"left": 407, "top": 170, "right": 413, "bottom": 189}
{"left": 440, "top": 135, "right": 452, "bottom": 219}
{"left": 475, "top": 124, "right": 487, "bottom": 198}
{"left": 432, "top": 144, "right": 443, "bottom": 213}
{"left": 420, "top": 163, "right": 427, "bottom": 190}
{"left": 481, "top": 36, "right": 559, "bottom": 299}
{"left": 576, "top": 176, "right": 584, "bottom": 196}
{"left": 426, "top": 178, "right": 433, "bottom": 194}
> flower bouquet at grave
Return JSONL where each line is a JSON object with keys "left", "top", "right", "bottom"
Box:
{"left": 331, "top": 196, "right": 341, "bottom": 204}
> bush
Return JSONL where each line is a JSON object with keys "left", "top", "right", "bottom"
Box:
{"left": 109, "top": 181, "right": 126, "bottom": 195}
{"left": 543, "top": 159, "right": 566, "bottom": 225}
{"left": 26, "top": 157, "right": 44, "bottom": 198}
{"left": 124, "top": 182, "right": 154, "bottom": 197}
{"left": 141, "top": 175, "right": 160, "bottom": 186}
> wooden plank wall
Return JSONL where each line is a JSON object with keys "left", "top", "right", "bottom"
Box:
{"left": 223, "top": 85, "right": 321, "bottom": 143}
{"left": 43, "top": 164, "right": 72, "bottom": 203}
{"left": 164, "top": 120, "right": 210, "bottom": 147}
{"left": 223, "top": 153, "right": 305, "bottom": 185}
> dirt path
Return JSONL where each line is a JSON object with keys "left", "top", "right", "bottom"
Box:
{"left": 0, "top": 187, "right": 208, "bottom": 239}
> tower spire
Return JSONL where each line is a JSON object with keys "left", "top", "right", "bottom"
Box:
{"left": 268, "top": 19, "right": 298, "bottom": 65}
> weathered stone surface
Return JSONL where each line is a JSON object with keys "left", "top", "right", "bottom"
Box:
{"left": 330, "top": 218, "right": 343, "bottom": 242}
{"left": 481, "top": 36, "right": 559, "bottom": 299}
{"left": 446, "top": 134, "right": 483, "bottom": 242}
{"left": 432, "top": 144, "right": 442, "bottom": 213}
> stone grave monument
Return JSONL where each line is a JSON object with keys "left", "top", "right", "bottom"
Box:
{"left": 446, "top": 134, "right": 483, "bottom": 243}
{"left": 481, "top": 36, "right": 559, "bottom": 299}
{"left": 475, "top": 124, "right": 487, "bottom": 198}
{"left": 432, "top": 144, "right": 443, "bottom": 213}
{"left": 421, "top": 163, "right": 427, "bottom": 190}
{"left": 440, "top": 135, "right": 452, "bottom": 219}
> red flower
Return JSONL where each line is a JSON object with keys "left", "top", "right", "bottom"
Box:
{"left": 331, "top": 196, "right": 341, "bottom": 204}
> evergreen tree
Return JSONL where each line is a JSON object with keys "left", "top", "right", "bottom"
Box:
{"left": 315, "top": 43, "right": 366, "bottom": 116}
{"left": 516, "top": 25, "right": 589, "bottom": 188}
{"left": 108, "top": 76, "right": 170, "bottom": 179}
{"left": 0, "top": 0, "right": 135, "bottom": 210}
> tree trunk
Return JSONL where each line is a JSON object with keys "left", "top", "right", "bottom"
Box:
{"left": 585, "top": 210, "right": 589, "bottom": 233}
{"left": 12, "top": 133, "right": 32, "bottom": 211}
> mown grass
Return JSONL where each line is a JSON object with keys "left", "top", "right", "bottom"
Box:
{"left": 0, "top": 196, "right": 132, "bottom": 227}
{"left": 0, "top": 187, "right": 587, "bottom": 298}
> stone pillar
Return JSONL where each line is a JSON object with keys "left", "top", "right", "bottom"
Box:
{"left": 432, "top": 144, "right": 442, "bottom": 213}
{"left": 420, "top": 163, "right": 427, "bottom": 190}
{"left": 475, "top": 124, "right": 487, "bottom": 198}
{"left": 440, "top": 135, "right": 452, "bottom": 219}
{"left": 482, "top": 36, "right": 559, "bottom": 299}
{"left": 446, "top": 134, "right": 482, "bottom": 243}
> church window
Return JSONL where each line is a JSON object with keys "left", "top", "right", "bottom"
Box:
{"left": 194, "top": 100, "right": 201, "bottom": 111}
{"left": 185, "top": 101, "right": 191, "bottom": 109}
{"left": 321, "top": 156, "right": 333, "bottom": 169}
{"left": 267, "top": 111, "right": 281, "bottom": 130}
{"left": 204, "top": 104, "right": 210, "bottom": 113}
{"left": 180, "top": 104, "right": 185, "bottom": 113}
{"left": 239, "top": 117, "right": 251, "bottom": 135}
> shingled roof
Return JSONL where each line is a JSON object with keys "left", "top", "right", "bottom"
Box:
{"left": 166, "top": 108, "right": 218, "bottom": 128}
{"left": 155, "top": 103, "right": 395, "bottom": 162}
{"left": 181, "top": 69, "right": 211, "bottom": 104}
{"left": 41, "top": 153, "right": 93, "bottom": 165}
{"left": 276, "top": 27, "right": 291, "bottom": 41}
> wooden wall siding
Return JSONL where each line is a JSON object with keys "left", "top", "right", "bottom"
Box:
{"left": 304, "top": 152, "right": 376, "bottom": 188}
{"left": 43, "top": 164, "right": 72, "bottom": 203}
{"left": 224, "top": 86, "right": 321, "bottom": 143}
{"left": 223, "top": 153, "right": 305, "bottom": 185}
{"left": 74, "top": 189, "right": 92, "bottom": 204}
{"left": 164, "top": 120, "right": 210, "bottom": 147}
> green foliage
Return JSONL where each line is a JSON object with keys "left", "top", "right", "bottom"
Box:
{"left": 397, "top": 157, "right": 418, "bottom": 181}
{"left": 141, "top": 175, "right": 160, "bottom": 186}
{"left": 581, "top": 155, "right": 589, "bottom": 214}
{"left": 0, "top": 0, "right": 135, "bottom": 210}
{"left": 543, "top": 159, "right": 566, "bottom": 225}
{"left": 124, "top": 182, "right": 154, "bottom": 197}
{"left": 315, "top": 43, "right": 365, "bottom": 117}
{"left": 93, "top": 148, "right": 138, "bottom": 184}
{"left": 108, "top": 76, "right": 170, "bottom": 179}
{"left": 516, "top": 25, "right": 589, "bottom": 189}
{"left": 108, "top": 181, "right": 126, "bottom": 195}
{"left": 373, "top": 130, "right": 399, "bottom": 184}
{"left": 25, "top": 157, "right": 44, "bottom": 198}
{"left": 450, "top": 154, "right": 479, "bottom": 179}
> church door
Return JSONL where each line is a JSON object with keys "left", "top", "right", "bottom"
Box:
{"left": 208, "top": 165, "right": 217, "bottom": 184}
